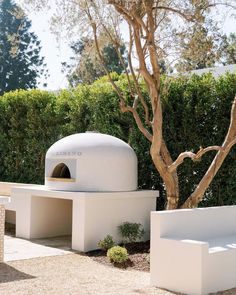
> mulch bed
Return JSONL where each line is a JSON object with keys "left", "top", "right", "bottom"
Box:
{"left": 86, "top": 241, "right": 150, "bottom": 272}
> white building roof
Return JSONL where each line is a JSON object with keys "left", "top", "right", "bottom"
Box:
{"left": 189, "top": 64, "right": 236, "bottom": 77}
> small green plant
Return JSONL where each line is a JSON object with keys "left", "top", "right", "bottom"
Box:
{"left": 118, "top": 222, "right": 145, "bottom": 243}
{"left": 107, "top": 246, "right": 129, "bottom": 264}
{"left": 98, "top": 235, "right": 115, "bottom": 251}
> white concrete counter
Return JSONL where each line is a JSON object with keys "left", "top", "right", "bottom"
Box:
{"left": 6, "top": 185, "right": 158, "bottom": 252}
{"left": 0, "top": 196, "right": 11, "bottom": 204}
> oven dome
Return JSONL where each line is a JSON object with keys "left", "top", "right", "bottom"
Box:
{"left": 45, "top": 132, "right": 138, "bottom": 192}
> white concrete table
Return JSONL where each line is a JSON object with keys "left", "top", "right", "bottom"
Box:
{"left": 0, "top": 196, "right": 10, "bottom": 262}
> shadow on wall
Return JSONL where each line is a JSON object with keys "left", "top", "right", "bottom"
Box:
{"left": 0, "top": 263, "right": 35, "bottom": 283}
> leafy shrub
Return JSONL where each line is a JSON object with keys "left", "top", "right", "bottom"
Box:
{"left": 0, "top": 89, "right": 60, "bottom": 184}
{"left": 98, "top": 235, "right": 115, "bottom": 251}
{"left": 118, "top": 222, "right": 145, "bottom": 243}
{"left": 107, "top": 246, "right": 128, "bottom": 263}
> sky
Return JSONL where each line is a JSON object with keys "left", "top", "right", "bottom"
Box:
{"left": 15, "top": 1, "right": 236, "bottom": 91}
{"left": 20, "top": 9, "right": 71, "bottom": 90}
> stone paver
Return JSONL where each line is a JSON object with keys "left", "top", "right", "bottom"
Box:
{"left": 4, "top": 235, "right": 73, "bottom": 261}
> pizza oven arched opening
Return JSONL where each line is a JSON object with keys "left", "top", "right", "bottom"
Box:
{"left": 51, "top": 163, "right": 71, "bottom": 179}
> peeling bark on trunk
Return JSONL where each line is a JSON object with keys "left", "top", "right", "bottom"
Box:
{"left": 151, "top": 142, "right": 179, "bottom": 210}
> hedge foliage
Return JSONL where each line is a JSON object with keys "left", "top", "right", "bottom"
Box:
{"left": 0, "top": 72, "right": 236, "bottom": 207}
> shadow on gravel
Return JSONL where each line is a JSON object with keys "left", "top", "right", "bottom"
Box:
{"left": 0, "top": 263, "right": 35, "bottom": 283}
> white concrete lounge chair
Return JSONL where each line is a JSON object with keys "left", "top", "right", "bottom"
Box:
{"left": 151, "top": 206, "right": 236, "bottom": 295}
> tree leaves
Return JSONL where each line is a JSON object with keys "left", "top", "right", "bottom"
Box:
{"left": 0, "top": 0, "right": 48, "bottom": 95}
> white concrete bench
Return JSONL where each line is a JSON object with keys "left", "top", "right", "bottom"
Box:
{"left": 150, "top": 206, "right": 236, "bottom": 295}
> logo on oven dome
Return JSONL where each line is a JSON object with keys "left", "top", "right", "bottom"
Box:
{"left": 55, "top": 151, "right": 82, "bottom": 156}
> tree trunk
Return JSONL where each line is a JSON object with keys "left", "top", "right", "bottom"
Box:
{"left": 165, "top": 176, "right": 179, "bottom": 210}
{"left": 150, "top": 143, "right": 179, "bottom": 210}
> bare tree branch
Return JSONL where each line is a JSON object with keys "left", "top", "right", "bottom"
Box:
{"left": 127, "top": 25, "right": 151, "bottom": 126}
{"left": 107, "top": 1, "right": 135, "bottom": 25}
{"left": 168, "top": 146, "right": 222, "bottom": 173}
{"left": 155, "top": 6, "right": 193, "bottom": 21}
{"left": 120, "top": 102, "right": 153, "bottom": 142}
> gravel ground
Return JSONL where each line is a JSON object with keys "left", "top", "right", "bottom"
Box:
{"left": 0, "top": 254, "right": 235, "bottom": 295}
{"left": 0, "top": 254, "right": 174, "bottom": 295}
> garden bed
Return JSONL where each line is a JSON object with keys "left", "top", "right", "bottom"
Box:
{"left": 86, "top": 241, "right": 150, "bottom": 272}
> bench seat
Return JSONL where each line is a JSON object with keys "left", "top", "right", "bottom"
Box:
{"left": 163, "top": 235, "right": 236, "bottom": 253}
{"left": 207, "top": 235, "right": 236, "bottom": 253}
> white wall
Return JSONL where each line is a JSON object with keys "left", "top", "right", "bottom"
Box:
{"left": 30, "top": 197, "right": 72, "bottom": 238}
{"left": 82, "top": 193, "right": 155, "bottom": 250}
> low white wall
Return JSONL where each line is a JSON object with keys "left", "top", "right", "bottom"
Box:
{"left": 80, "top": 192, "right": 155, "bottom": 250}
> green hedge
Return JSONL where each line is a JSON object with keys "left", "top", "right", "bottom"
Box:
{"left": 162, "top": 73, "right": 236, "bottom": 207}
{"left": 0, "top": 90, "right": 60, "bottom": 183}
{"left": 0, "top": 73, "right": 236, "bottom": 207}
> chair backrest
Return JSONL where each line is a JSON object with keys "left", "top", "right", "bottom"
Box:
{"left": 152, "top": 206, "right": 236, "bottom": 240}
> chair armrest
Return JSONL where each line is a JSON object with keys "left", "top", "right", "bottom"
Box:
{"left": 150, "top": 237, "right": 209, "bottom": 292}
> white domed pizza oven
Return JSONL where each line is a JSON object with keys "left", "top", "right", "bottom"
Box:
{"left": 45, "top": 132, "right": 138, "bottom": 192}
